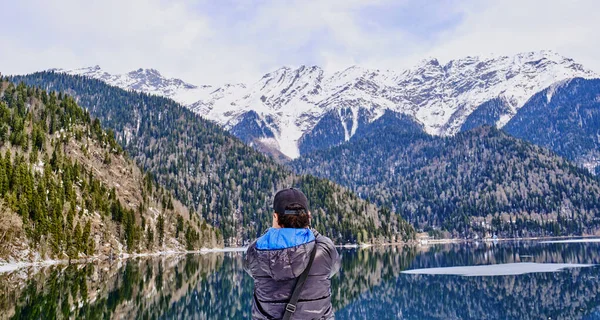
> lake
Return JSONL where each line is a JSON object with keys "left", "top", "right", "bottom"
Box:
{"left": 2, "top": 240, "right": 600, "bottom": 319}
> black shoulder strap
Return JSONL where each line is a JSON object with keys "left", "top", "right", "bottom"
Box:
{"left": 282, "top": 242, "right": 318, "bottom": 320}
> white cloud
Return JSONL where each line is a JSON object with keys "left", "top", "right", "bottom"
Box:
{"left": 0, "top": 0, "right": 417, "bottom": 83}
{"left": 0, "top": 0, "right": 598, "bottom": 85}
{"left": 0, "top": 0, "right": 242, "bottom": 83}
{"left": 423, "top": 0, "right": 600, "bottom": 68}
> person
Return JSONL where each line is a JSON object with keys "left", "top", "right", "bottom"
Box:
{"left": 243, "top": 188, "right": 341, "bottom": 320}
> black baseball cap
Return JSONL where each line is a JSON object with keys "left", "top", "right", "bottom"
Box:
{"left": 273, "top": 188, "right": 309, "bottom": 215}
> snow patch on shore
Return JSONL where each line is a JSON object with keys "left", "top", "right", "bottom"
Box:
{"left": 401, "top": 262, "right": 594, "bottom": 277}
{"left": 0, "top": 260, "right": 63, "bottom": 274}
{"left": 0, "top": 248, "right": 245, "bottom": 274}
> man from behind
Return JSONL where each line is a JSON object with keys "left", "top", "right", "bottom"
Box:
{"left": 244, "top": 188, "right": 341, "bottom": 320}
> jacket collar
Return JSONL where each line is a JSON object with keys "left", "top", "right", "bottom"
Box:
{"left": 256, "top": 228, "right": 315, "bottom": 250}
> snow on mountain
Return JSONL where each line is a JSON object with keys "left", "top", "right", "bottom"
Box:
{"left": 48, "top": 65, "right": 207, "bottom": 105}
{"left": 49, "top": 51, "right": 598, "bottom": 159}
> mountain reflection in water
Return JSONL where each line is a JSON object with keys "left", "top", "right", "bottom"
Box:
{"left": 1, "top": 241, "right": 600, "bottom": 319}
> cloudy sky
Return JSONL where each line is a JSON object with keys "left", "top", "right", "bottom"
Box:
{"left": 1, "top": 0, "right": 598, "bottom": 84}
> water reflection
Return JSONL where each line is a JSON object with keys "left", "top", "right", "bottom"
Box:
{"left": 339, "top": 263, "right": 600, "bottom": 320}
{"left": 1, "top": 241, "right": 599, "bottom": 319}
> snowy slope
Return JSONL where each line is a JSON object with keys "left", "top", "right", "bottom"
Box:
{"left": 49, "top": 51, "right": 598, "bottom": 159}
{"left": 48, "top": 65, "right": 211, "bottom": 105}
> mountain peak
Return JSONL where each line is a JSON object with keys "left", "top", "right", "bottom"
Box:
{"left": 418, "top": 57, "right": 441, "bottom": 67}
{"left": 45, "top": 50, "right": 598, "bottom": 159}
{"left": 517, "top": 49, "right": 564, "bottom": 60}
{"left": 128, "top": 68, "right": 163, "bottom": 78}
{"left": 263, "top": 65, "right": 323, "bottom": 78}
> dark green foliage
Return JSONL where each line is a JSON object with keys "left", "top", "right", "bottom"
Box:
{"left": 298, "top": 108, "right": 371, "bottom": 155}
{"left": 293, "top": 124, "right": 600, "bottom": 238}
{"left": 352, "top": 109, "right": 424, "bottom": 141}
{"left": 157, "top": 214, "right": 165, "bottom": 247}
{"left": 11, "top": 72, "right": 415, "bottom": 244}
{"left": 504, "top": 78, "right": 600, "bottom": 169}
{"left": 295, "top": 175, "right": 415, "bottom": 243}
{"left": 146, "top": 226, "right": 154, "bottom": 250}
{"left": 0, "top": 81, "right": 133, "bottom": 256}
{"left": 460, "top": 97, "right": 511, "bottom": 132}
{"left": 229, "top": 110, "right": 276, "bottom": 143}
{"left": 185, "top": 226, "right": 199, "bottom": 250}
{"left": 176, "top": 214, "right": 184, "bottom": 239}
{"left": 0, "top": 79, "right": 214, "bottom": 258}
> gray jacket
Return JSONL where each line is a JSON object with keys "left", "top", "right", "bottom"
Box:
{"left": 243, "top": 228, "right": 341, "bottom": 320}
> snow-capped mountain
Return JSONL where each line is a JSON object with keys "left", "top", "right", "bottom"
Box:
{"left": 48, "top": 65, "right": 204, "bottom": 104}
{"left": 50, "top": 51, "right": 598, "bottom": 159}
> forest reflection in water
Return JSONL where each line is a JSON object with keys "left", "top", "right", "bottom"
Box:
{"left": 2, "top": 241, "right": 600, "bottom": 319}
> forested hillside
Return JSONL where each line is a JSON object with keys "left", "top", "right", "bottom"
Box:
{"left": 0, "top": 79, "right": 221, "bottom": 262}
{"left": 292, "top": 114, "right": 600, "bottom": 238}
{"left": 10, "top": 72, "right": 415, "bottom": 245}
{"left": 460, "top": 97, "right": 511, "bottom": 132}
{"left": 504, "top": 78, "right": 600, "bottom": 173}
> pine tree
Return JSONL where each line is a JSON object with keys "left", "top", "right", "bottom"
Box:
{"left": 176, "top": 215, "right": 184, "bottom": 239}
{"left": 82, "top": 221, "right": 92, "bottom": 255}
{"left": 146, "top": 226, "right": 154, "bottom": 250}
{"left": 157, "top": 214, "right": 165, "bottom": 247}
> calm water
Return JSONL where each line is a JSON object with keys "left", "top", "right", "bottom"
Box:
{"left": 2, "top": 241, "right": 600, "bottom": 319}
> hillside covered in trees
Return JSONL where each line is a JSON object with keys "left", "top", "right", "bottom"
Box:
{"left": 0, "top": 78, "right": 221, "bottom": 262}
{"left": 504, "top": 78, "right": 600, "bottom": 173}
{"left": 292, "top": 111, "right": 600, "bottom": 238}
{"left": 10, "top": 72, "right": 415, "bottom": 245}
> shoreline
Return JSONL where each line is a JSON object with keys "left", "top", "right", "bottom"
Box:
{"left": 412, "top": 235, "right": 600, "bottom": 246}
{"left": 339, "top": 235, "right": 600, "bottom": 247}
{"left": 0, "top": 246, "right": 247, "bottom": 274}
{"left": 3, "top": 235, "right": 600, "bottom": 274}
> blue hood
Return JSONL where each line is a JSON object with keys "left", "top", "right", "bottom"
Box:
{"left": 256, "top": 228, "right": 315, "bottom": 250}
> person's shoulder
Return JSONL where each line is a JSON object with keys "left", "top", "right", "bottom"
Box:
{"left": 311, "top": 229, "right": 340, "bottom": 268}
{"left": 312, "top": 229, "right": 336, "bottom": 247}
{"left": 245, "top": 239, "right": 259, "bottom": 254}
{"left": 247, "top": 239, "right": 256, "bottom": 247}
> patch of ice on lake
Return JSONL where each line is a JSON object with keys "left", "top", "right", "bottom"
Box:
{"left": 401, "top": 263, "right": 594, "bottom": 276}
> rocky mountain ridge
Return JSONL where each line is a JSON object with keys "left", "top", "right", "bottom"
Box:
{"left": 48, "top": 51, "right": 598, "bottom": 158}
